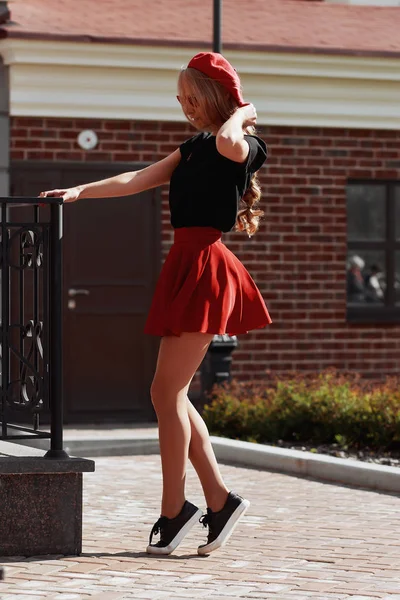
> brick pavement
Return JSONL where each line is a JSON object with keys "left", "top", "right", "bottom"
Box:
{"left": 1, "top": 455, "right": 400, "bottom": 600}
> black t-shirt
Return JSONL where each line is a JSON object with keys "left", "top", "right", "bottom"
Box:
{"left": 169, "top": 133, "right": 267, "bottom": 232}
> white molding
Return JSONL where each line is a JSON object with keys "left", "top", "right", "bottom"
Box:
{"left": 0, "top": 39, "right": 399, "bottom": 129}
{"left": 325, "top": 0, "right": 400, "bottom": 5}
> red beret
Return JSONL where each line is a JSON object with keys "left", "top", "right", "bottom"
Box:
{"left": 187, "top": 52, "right": 247, "bottom": 107}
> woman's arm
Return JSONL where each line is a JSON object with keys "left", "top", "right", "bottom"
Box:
{"left": 216, "top": 104, "right": 257, "bottom": 163}
{"left": 39, "top": 149, "right": 181, "bottom": 203}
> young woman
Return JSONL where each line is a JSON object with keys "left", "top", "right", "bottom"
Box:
{"left": 40, "top": 52, "right": 272, "bottom": 556}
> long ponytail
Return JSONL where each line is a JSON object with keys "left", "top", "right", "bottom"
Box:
{"left": 235, "top": 124, "right": 264, "bottom": 237}
{"left": 235, "top": 172, "right": 264, "bottom": 237}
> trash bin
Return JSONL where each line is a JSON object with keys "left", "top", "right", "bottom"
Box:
{"left": 200, "top": 334, "right": 238, "bottom": 400}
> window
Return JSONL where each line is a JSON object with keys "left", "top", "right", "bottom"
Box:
{"left": 346, "top": 181, "right": 400, "bottom": 322}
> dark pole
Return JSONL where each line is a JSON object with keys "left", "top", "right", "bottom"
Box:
{"left": 213, "top": 0, "right": 222, "bottom": 53}
{"left": 1, "top": 202, "right": 9, "bottom": 439}
{"left": 45, "top": 202, "right": 68, "bottom": 459}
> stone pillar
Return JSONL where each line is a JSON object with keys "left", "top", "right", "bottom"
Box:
{"left": 0, "top": 442, "right": 95, "bottom": 557}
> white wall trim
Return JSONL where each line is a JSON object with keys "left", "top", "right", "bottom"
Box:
{"left": 325, "top": 0, "right": 400, "bottom": 5}
{"left": 0, "top": 39, "right": 399, "bottom": 129}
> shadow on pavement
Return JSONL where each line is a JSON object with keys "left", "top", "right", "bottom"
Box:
{"left": 80, "top": 551, "right": 206, "bottom": 560}
{"left": 0, "top": 551, "right": 208, "bottom": 563}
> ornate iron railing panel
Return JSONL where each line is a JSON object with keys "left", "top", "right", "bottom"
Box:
{"left": 0, "top": 197, "right": 67, "bottom": 458}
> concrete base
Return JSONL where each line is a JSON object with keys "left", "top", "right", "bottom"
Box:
{"left": 0, "top": 441, "right": 95, "bottom": 557}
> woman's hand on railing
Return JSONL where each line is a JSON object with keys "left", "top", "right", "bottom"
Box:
{"left": 39, "top": 187, "right": 81, "bottom": 204}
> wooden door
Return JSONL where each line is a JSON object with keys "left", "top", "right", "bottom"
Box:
{"left": 11, "top": 162, "right": 160, "bottom": 423}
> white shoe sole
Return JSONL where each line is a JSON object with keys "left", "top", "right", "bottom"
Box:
{"left": 146, "top": 508, "right": 203, "bottom": 555}
{"left": 197, "top": 499, "right": 250, "bottom": 555}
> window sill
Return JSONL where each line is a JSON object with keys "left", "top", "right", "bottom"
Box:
{"left": 347, "top": 306, "right": 400, "bottom": 324}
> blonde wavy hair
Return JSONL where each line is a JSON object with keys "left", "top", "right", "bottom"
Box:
{"left": 178, "top": 67, "right": 264, "bottom": 237}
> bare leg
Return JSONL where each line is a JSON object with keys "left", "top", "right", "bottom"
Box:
{"left": 187, "top": 398, "right": 229, "bottom": 512}
{"left": 150, "top": 332, "right": 214, "bottom": 518}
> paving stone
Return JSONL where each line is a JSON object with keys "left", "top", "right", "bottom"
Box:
{"left": 62, "top": 564, "right": 103, "bottom": 574}
{"left": 61, "top": 577, "right": 95, "bottom": 589}
{"left": 85, "top": 594, "right": 128, "bottom": 600}
{"left": 1, "top": 456, "right": 400, "bottom": 599}
{"left": 1, "top": 597, "right": 49, "bottom": 600}
{"left": 181, "top": 573, "right": 213, "bottom": 582}
{"left": 56, "top": 573, "right": 101, "bottom": 580}
{"left": 51, "top": 595, "right": 82, "bottom": 600}
{"left": 350, "top": 597, "right": 388, "bottom": 600}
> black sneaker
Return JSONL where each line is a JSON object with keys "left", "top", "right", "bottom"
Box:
{"left": 146, "top": 500, "right": 203, "bottom": 555}
{"left": 198, "top": 491, "right": 250, "bottom": 555}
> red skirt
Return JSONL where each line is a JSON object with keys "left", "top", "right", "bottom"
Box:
{"left": 144, "top": 227, "right": 272, "bottom": 337}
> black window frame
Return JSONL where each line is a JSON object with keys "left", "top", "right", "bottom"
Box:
{"left": 346, "top": 179, "right": 400, "bottom": 324}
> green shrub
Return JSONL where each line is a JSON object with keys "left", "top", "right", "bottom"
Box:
{"left": 202, "top": 369, "right": 400, "bottom": 451}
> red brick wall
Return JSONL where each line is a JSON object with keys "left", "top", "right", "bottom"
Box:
{"left": 10, "top": 117, "right": 400, "bottom": 379}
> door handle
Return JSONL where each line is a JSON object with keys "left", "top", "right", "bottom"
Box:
{"left": 68, "top": 288, "right": 90, "bottom": 297}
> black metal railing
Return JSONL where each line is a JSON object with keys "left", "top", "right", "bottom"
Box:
{"left": 0, "top": 197, "right": 67, "bottom": 458}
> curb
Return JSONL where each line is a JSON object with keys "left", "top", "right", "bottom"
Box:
{"left": 13, "top": 432, "right": 400, "bottom": 494}
{"left": 13, "top": 434, "right": 160, "bottom": 458}
{"left": 210, "top": 437, "right": 400, "bottom": 494}
{"left": 65, "top": 438, "right": 160, "bottom": 457}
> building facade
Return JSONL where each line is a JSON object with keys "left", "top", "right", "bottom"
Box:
{"left": 1, "top": 0, "right": 400, "bottom": 422}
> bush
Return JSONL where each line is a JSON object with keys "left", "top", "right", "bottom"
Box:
{"left": 202, "top": 369, "right": 400, "bottom": 451}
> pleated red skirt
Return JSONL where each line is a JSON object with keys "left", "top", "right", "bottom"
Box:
{"left": 144, "top": 227, "right": 272, "bottom": 337}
